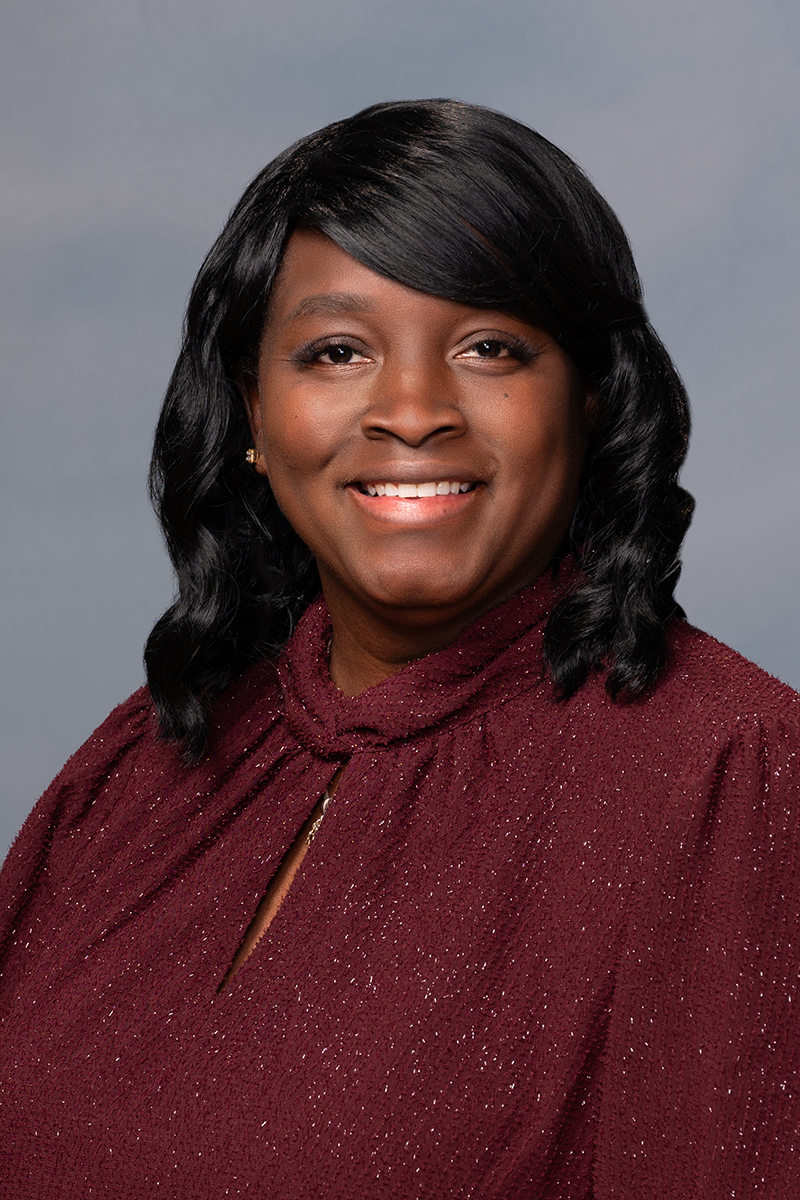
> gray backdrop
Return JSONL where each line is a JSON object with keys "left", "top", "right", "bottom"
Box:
{"left": 2, "top": 0, "right": 799, "bottom": 853}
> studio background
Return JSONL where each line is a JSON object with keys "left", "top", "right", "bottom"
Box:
{"left": 2, "top": 0, "right": 798, "bottom": 852}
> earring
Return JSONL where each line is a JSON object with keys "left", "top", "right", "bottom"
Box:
{"left": 245, "top": 448, "right": 258, "bottom": 465}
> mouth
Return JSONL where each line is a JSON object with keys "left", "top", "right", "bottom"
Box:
{"left": 344, "top": 477, "right": 482, "bottom": 526}
{"left": 354, "top": 480, "right": 479, "bottom": 498}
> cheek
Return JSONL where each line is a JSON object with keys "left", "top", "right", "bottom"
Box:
{"left": 257, "top": 397, "right": 349, "bottom": 548}
{"left": 495, "top": 395, "right": 587, "bottom": 492}
{"left": 260, "top": 394, "right": 335, "bottom": 478}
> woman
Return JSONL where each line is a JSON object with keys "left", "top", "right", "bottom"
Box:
{"left": 1, "top": 99, "right": 798, "bottom": 1198}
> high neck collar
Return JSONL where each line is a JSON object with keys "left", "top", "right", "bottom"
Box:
{"left": 276, "top": 563, "right": 576, "bottom": 759}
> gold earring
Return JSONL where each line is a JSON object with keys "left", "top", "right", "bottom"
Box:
{"left": 245, "top": 448, "right": 258, "bottom": 465}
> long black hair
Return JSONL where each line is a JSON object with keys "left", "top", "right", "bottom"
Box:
{"left": 146, "top": 98, "right": 693, "bottom": 758}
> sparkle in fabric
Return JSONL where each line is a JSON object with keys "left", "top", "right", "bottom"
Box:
{"left": 1, "top": 570, "right": 799, "bottom": 1197}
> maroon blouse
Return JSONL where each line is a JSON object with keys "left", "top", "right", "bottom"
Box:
{"left": 1, "top": 572, "right": 799, "bottom": 1198}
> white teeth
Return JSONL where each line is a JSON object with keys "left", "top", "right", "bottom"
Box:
{"left": 362, "top": 480, "right": 474, "bottom": 497}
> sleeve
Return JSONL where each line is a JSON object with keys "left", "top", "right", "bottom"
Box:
{"left": 0, "top": 689, "right": 153, "bottom": 961}
{"left": 596, "top": 711, "right": 800, "bottom": 1198}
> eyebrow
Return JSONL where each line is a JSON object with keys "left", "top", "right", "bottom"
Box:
{"left": 283, "top": 292, "right": 377, "bottom": 322}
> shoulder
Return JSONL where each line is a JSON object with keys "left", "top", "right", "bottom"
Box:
{"left": 489, "top": 620, "right": 800, "bottom": 811}
{"left": 0, "top": 661, "right": 286, "bottom": 942}
{"left": 597, "top": 621, "right": 800, "bottom": 789}
{"left": 0, "top": 686, "right": 154, "bottom": 944}
{"left": 657, "top": 620, "right": 800, "bottom": 732}
{"left": 54, "top": 657, "right": 285, "bottom": 805}
{"left": 603, "top": 623, "right": 800, "bottom": 824}
{"left": 3, "top": 661, "right": 284, "bottom": 855}
{"left": 25, "top": 685, "right": 156, "bottom": 815}
{"left": 59, "top": 657, "right": 285, "bottom": 783}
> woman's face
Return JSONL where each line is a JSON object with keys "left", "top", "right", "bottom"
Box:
{"left": 244, "top": 228, "right": 589, "bottom": 635}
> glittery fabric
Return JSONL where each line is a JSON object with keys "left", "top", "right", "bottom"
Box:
{"left": 1, "top": 570, "right": 799, "bottom": 1198}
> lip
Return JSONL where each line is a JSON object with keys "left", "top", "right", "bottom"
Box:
{"left": 345, "top": 481, "right": 483, "bottom": 526}
{"left": 344, "top": 462, "right": 485, "bottom": 488}
{"left": 360, "top": 481, "right": 475, "bottom": 497}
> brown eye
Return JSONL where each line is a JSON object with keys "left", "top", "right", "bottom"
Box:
{"left": 312, "top": 343, "right": 371, "bottom": 365}
{"left": 460, "top": 339, "right": 510, "bottom": 359}
{"left": 457, "top": 334, "right": 537, "bottom": 364}
{"left": 320, "top": 344, "right": 357, "bottom": 364}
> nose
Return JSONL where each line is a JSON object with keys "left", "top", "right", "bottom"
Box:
{"left": 360, "top": 361, "right": 467, "bottom": 447}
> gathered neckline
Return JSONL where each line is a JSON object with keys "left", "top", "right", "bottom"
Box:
{"left": 276, "top": 562, "right": 578, "bottom": 757}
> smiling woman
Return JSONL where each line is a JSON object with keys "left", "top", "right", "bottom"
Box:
{"left": 243, "top": 229, "right": 589, "bottom": 693}
{"left": 1, "top": 100, "right": 798, "bottom": 1200}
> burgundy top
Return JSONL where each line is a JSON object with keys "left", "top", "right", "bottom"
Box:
{"left": 1, "top": 572, "right": 799, "bottom": 1198}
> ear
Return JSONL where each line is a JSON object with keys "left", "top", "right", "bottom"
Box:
{"left": 582, "top": 383, "right": 600, "bottom": 425}
{"left": 233, "top": 366, "right": 270, "bottom": 476}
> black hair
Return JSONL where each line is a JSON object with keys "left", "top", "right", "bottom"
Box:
{"left": 146, "top": 98, "right": 693, "bottom": 758}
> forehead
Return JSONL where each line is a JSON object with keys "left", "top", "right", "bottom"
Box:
{"left": 268, "top": 229, "right": 423, "bottom": 319}
{"left": 263, "top": 227, "right": 521, "bottom": 340}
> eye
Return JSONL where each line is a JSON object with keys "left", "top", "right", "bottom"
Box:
{"left": 460, "top": 339, "right": 510, "bottom": 359}
{"left": 313, "top": 342, "right": 370, "bottom": 365}
{"left": 456, "top": 334, "right": 537, "bottom": 364}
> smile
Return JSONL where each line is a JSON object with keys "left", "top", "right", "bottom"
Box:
{"left": 359, "top": 481, "right": 476, "bottom": 497}
{"left": 346, "top": 479, "right": 480, "bottom": 526}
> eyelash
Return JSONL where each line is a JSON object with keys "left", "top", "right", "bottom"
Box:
{"left": 291, "top": 338, "right": 365, "bottom": 366}
{"left": 460, "top": 335, "right": 538, "bottom": 363}
{"left": 289, "top": 333, "right": 539, "bottom": 366}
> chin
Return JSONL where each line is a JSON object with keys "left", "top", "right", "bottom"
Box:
{"left": 359, "top": 568, "right": 492, "bottom": 617}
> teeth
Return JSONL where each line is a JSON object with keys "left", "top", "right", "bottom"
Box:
{"left": 363, "top": 481, "right": 473, "bottom": 498}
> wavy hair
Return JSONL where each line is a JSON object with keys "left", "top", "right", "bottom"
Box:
{"left": 146, "top": 98, "right": 694, "bottom": 758}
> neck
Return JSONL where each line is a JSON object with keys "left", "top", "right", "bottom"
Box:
{"left": 322, "top": 574, "right": 544, "bottom": 697}
{"left": 327, "top": 613, "right": 468, "bottom": 696}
